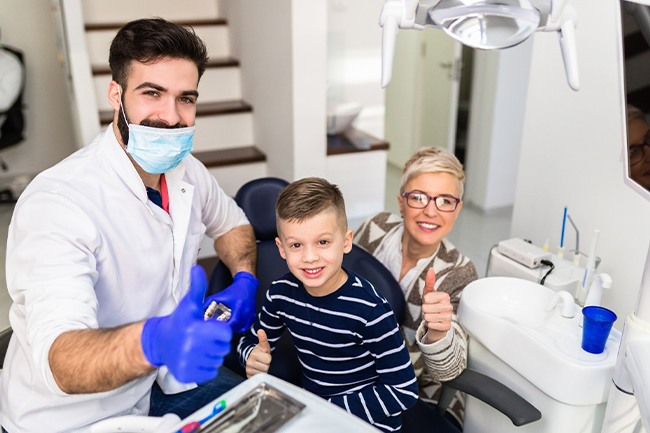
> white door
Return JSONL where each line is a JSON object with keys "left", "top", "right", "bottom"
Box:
{"left": 385, "top": 28, "right": 462, "bottom": 168}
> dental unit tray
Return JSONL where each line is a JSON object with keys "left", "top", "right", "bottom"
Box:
{"left": 197, "top": 382, "right": 305, "bottom": 433}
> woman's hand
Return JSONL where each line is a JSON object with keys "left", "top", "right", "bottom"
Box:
{"left": 421, "top": 268, "right": 453, "bottom": 344}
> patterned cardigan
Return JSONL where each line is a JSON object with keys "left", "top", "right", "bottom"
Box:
{"left": 353, "top": 212, "right": 478, "bottom": 426}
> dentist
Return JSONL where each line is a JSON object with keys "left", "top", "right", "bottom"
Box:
{"left": 0, "top": 18, "right": 257, "bottom": 433}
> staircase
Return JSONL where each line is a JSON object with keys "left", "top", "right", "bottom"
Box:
{"left": 54, "top": 0, "right": 267, "bottom": 196}
{"left": 54, "top": 0, "right": 391, "bottom": 259}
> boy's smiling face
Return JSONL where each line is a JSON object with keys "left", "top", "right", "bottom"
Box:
{"left": 275, "top": 209, "right": 353, "bottom": 297}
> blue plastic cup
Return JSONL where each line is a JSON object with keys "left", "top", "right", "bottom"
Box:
{"left": 581, "top": 306, "right": 617, "bottom": 354}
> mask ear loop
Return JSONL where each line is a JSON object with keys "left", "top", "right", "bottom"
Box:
{"left": 116, "top": 85, "right": 130, "bottom": 126}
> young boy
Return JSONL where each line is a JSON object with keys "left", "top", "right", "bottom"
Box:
{"left": 237, "top": 177, "right": 418, "bottom": 433}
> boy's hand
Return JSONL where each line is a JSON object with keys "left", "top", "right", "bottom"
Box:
{"left": 245, "top": 329, "right": 272, "bottom": 378}
{"left": 421, "top": 268, "right": 453, "bottom": 344}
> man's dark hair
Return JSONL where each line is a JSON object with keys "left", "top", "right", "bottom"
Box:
{"left": 109, "top": 18, "right": 209, "bottom": 89}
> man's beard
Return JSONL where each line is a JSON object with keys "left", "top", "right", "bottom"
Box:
{"left": 117, "top": 97, "right": 188, "bottom": 146}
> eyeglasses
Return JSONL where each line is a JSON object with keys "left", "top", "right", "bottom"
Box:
{"left": 629, "top": 137, "right": 650, "bottom": 166}
{"left": 401, "top": 191, "right": 461, "bottom": 212}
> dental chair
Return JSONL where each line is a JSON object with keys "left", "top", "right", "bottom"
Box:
{"left": 208, "top": 177, "right": 541, "bottom": 432}
{"left": 207, "top": 176, "right": 406, "bottom": 385}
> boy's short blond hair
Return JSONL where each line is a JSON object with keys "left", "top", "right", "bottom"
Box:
{"left": 276, "top": 177, "right": 348, "bottom": 231}
{"left": 400, "top": 147, "right": 466, "bottom": 198}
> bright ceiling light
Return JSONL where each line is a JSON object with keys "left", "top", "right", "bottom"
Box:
{"left": 429, "top": 0, "right": 541, "bottom": 50}
{"left": 379, "top": 0, "right": 579, "bottom": 90}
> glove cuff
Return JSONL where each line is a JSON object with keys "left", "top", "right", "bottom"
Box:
{"left": 233, "top": 271, "right": 257, "bottom": 284}
{"left": 141, "top": 317, "right": 165, "bottom": 367}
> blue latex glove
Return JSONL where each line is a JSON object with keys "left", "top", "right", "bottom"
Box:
{"left": 141, "top": 265, "right": 233, "bottom": 384}
{"left": 203, "top": 271, "right": 258, "bottom": 333}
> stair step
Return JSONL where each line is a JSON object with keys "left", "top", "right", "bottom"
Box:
{"left": 84, "top": 19, "right": 227, "bottom": 32}
{"left": 194, "top": 112, "right": 254, "bottom": 151}
{"left": 85, "top": 20, "right": 231, "bottom": 68}
{"left": 198, "top": 147, "right": 268, "bottom": 195}
{"left": 99, "top": 100, "right": 253, "bottom": 125}
{"left": 82, "top": 0, "right": 221, "bottom": 26}
{"left": 193, "top": 146, "right": 266, "bottom": 168}
{"left": 93, "top": 62, "right": 243, "bottom": 110}
{"left": 91, "top": 57, "right": 239, "bottom": 76}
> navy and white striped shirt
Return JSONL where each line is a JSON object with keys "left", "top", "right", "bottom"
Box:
{"left": 238, "top": 270, "right": 418, "bottom": 432}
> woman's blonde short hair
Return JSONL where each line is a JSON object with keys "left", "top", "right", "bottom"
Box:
{"left": 400, "top": 147, "right": 466, "bottom": 198}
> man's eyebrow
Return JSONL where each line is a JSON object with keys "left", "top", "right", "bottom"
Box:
{"left": 133, "top": 82, "right": 199, "bottom": 98}
{"left": 134, "top": 82, "right": 166, "bottom": 92}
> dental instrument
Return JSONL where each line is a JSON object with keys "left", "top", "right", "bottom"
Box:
{"left": 558, "top": 206, "right": 567, "bottom": 258}
{"left": 577, "top": 230, "right": 600, "bottom": 305}
{"left": 565, "top": 212, "right": 581, "bottom": 266}
{"left": 584, "top": 273, "right": 612, "bottom": 308}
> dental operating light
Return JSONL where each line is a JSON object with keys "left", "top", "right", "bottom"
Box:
{"left": 379, "top": 0, "right": 580, "bottom": 91}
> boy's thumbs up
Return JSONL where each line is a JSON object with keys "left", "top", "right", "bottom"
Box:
{"left": 245, "top": 328, "right": 272, "bottom": 378}
{"left": 257, "top": 329, "right": 271, "bottom": 354}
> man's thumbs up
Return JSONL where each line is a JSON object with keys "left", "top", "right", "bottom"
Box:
{"left": 141, "top": 265, "right": 233, "bottom": 384}
{"left": 245, "top": 328, "right": 272, "bottom": 378}
{"left": 421, "top": 268, "right": 453, "bottom": 344}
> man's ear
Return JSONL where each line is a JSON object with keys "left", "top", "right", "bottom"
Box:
{"left": 108, "top": 80, "right": 122, "bottom": 112}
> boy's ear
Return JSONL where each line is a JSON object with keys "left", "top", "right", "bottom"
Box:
{"left": 343, "top": 229, "right": 353, "bottom": 254}
{"left": 275, "top": 237, "right": 287, "bottom": 259}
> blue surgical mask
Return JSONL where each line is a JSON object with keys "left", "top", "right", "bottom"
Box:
{"left": 126, "top": 124, "right": 194, "bottom": 174}
{"left": 117, "top": 87, "right": 195, "bottom": 174}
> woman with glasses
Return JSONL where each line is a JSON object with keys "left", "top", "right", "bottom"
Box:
{"left": 626, "top": 105, "right": 650, "bottom": 192}
{"left": 354, "top": 147, "right": 477, "bottom": 433}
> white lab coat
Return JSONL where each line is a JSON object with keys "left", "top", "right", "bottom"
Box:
{"left": 0, "top": 126, "right": 249, "bottom": 433}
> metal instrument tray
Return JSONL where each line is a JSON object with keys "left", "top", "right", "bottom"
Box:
{"left": 199, "top": 382, "right": 305, "bottom": 433}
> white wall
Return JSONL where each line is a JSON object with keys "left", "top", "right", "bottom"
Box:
{"left": 513, "top": 0, "right": 650, "bottom": 329}
{"left": 225, "top": 0, "right": 385, "bottom": 223}
{"left": 464, "top": 40, "right": 533, "bottom": 212}
{"left": 0, "top": 1, "right": 76, "bottom": 179}
{"left": 226, "top": 0, "right": 327, "bottom": 181}
{"left": 327, "top": 0, "right": 384, "bottom": 138}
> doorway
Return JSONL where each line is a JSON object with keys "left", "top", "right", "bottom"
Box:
{"left": 384, "top": 28, "right": 474, "bottom": 169}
